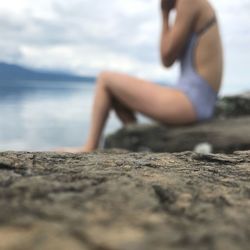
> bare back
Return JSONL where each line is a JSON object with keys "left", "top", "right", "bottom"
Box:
{"left": 160, "top": 0, "right": 224, "bottom": 92}
{"left": 193, "top": 0, "right": 224, "bottom": 92}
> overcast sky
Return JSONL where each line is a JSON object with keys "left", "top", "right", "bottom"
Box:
{"left": 0, "top": 0, "right": 250, "bottom": 94}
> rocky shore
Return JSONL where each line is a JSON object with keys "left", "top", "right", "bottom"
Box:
{"left": 0, "top": 150, "right": 250, "bottom": 250}
{"left": 105, "top": 93, "right": 250, "bottom": 153}
{"left": 0, "top": 93, "right": 250, "bottom": 250}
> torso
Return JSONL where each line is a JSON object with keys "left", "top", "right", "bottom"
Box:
{"left": 192, "top": 0, "right": 224, "bottom": 92}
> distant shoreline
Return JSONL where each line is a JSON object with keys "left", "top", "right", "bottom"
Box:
{"left": 0, "top": 62, "right": 96, "bottom": 83}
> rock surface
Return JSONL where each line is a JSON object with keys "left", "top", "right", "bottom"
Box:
{"left": 0, "top": 150, "right": 250, "bottom": 250}
{"left": 105, "top": 93, "right": 250, "bottom": 153}
{"left": 215, "top": 92, "right": 250, "bottom": 118}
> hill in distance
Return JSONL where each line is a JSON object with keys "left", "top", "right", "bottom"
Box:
{"left": 0, "top": 62, "right": 96, "bottom": 82}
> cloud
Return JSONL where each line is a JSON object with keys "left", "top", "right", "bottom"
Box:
{"left": 0, "top": 0, "right": 250, "bottom": 91}
{"left": 0, "top": 0, "right": 170, "bottom": 79}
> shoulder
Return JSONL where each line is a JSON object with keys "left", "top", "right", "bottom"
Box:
{"left": 176, "top": 0, "right": 201, "bottom": 19}
{"left": 174, "top": 0, "right": 205, "bottom": 32}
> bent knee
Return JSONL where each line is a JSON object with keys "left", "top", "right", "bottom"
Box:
{"left": 97, "top": 70, "right": 115, "bottom": 84}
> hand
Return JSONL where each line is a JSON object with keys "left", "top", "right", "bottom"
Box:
{"left": 161, "top": 0, "right": 176, "bottom": 12}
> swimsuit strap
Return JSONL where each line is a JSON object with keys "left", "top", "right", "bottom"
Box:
{"left": 197, "top": 17, "right": 217, "bottom": 36}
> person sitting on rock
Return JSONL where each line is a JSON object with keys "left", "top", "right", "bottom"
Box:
{"left": 59, "top": 0, "right": 224, "bottom": 153}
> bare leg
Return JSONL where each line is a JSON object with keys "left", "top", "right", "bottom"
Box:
{"left": 111, "top": 97, "right": 137, "bottom": 126}
{"left": 82, "top": 73, "right": 113, "bottom": 151}
{"left": 57, "top": 71, "right": 196, "bottom": 153}
{"left": 55, "top": 73, "right": 112, "bottom": 153}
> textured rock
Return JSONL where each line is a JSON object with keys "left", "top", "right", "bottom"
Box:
{"left": 105, "top": 117, "right": 250, "bottom": 153}
{"left": 0, "top": 151, "right": 250, "bottom": 250}
{"left": 105, "top": 93, "right": 250, "bottom": 153}
{"left": 215, "top": 92, "right": 250, "bottom": 118}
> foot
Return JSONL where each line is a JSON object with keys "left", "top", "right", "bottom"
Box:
{"left": 112, "top": 100, "right": 137, "bottom": 126}
{"left": 119, "top": 112, "right": 137, "bottom": 126}
{"left": 53, "top": 145, "right": 95, "bottom": 153}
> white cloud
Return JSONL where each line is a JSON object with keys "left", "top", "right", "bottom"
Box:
{"left": 0, "top": 0, "right": 250, "bottom": 93}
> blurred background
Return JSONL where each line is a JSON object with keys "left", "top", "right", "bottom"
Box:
{"left": 0, "top": 0, "right": 249, "bottom": 151}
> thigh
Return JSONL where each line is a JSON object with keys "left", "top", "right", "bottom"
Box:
{"left": 103, "top": 71, "right": 196, "bottom": 124}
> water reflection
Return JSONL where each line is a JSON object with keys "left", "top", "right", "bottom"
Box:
{"left": 0, "top": 81, "right": 121, "bottom": 151}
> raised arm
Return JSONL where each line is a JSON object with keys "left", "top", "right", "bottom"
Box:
{"left": 160, "top": 0, "right": 197, "bottom": 67}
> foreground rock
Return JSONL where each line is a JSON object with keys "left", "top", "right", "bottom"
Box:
{"left": 105, "top": 93, "right": 250, "bottom": 153}
{"left": 0, "top": 151, "right": 250, "bottom": 250}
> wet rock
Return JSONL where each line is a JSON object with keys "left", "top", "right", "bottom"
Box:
{"left": 0, "top": 151, "right": 250, "bottom": 250}
{"left": 105, "top": 93, "right": 250, "bottom": 153}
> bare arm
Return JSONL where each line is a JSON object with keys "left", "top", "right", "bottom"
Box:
{"left": 160, "top": 2, "right": 171, "bottom": 66}
{"left": 160, "top": 0, "right": 197, "bottom": 67}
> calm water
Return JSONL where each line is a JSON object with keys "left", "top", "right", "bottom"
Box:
{"left": 1, "top": 80, "right": 244, "bottom": 152}
{"left": 0, "top": 81, "right": 123, "bottom": 151}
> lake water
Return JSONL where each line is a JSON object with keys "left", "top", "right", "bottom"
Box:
{"left": 1, "top": 80, "right": 246, "bottom": 152}
{"left": 0, "top": 81, "right": 124, "bottom": 151}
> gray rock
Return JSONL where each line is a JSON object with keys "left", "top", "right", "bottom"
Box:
{"left": 105, "top": 117, "right": 250, "bottom": 153}
{"left": 0, "top": 151, "right": 250, "bottom": 250}
{"left": 105, "top": 93, "right": 250, "bottom": 153}
{"left": 215, "top": 92, "right": 250, "bottom": 118}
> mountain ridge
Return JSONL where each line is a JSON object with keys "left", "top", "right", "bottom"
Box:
{"left": 0, "top": 62, "right": 96, "bottom": 82}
